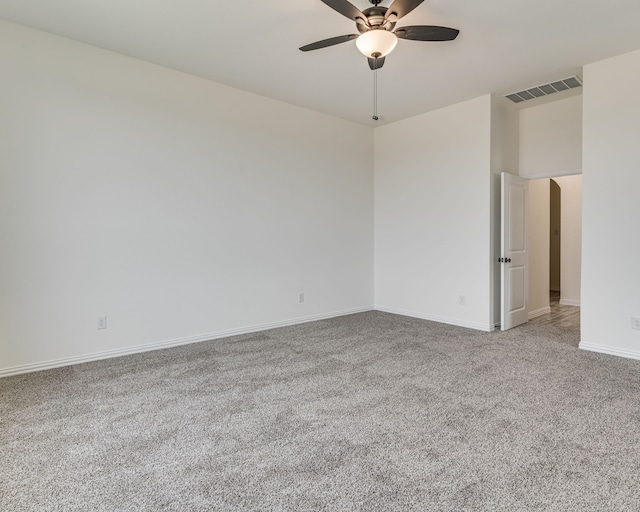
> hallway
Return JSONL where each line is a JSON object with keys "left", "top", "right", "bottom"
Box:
{"left": 529, "top": 291, "right": 580, "bottom": 330}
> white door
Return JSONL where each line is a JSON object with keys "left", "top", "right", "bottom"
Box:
{"left": 501, "top": 172, "right": 528, "bottom": 330}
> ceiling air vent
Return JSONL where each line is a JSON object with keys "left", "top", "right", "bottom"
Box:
{"left": 506, "top": 76, "right": 582, "bottom": 103}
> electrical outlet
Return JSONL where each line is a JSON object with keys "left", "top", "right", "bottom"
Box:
{"left": 459, "top": 295, "right": 466, "bottom": 305}
{"left": 299, "top": 293, "right": 305, "bottom": 303}
{"left": 97, "top": 316, "right": 107, "bottom": 330}
{"left": 632, "top": 317, "right": 640, "bottom": 330}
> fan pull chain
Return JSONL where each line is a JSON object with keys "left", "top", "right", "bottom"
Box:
{"left": 372, "top": 54, "right": 379, "bottom": 121}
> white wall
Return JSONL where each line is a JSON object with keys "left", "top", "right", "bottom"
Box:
{"left": 554, "top": 175, "right": 582, "bottom": 306}
{"left": 519, "top": 95, "right": 582, "bottom": 177}
{"left": 374, "top": 96, "right": 494, "bottom": 330}
{"left": 581, "top": 49, "right": 640, "bottom": 359}
{"left": 528, "top": 179, "right": 550, "bottom": 316}
{"left": 4, "top": 22, "right": 640, "bottom": 373}
{"left": 518, "top": 95, "right": 583, "bottom": 317}
{"left": 0, "top": 21, "right": 374, "bottom": 375}
{"left": 490, "top": 96, "right": 520, "bottom": 326}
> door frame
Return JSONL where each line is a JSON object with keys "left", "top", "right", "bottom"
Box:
{"left": 497, "top": 169, "right": 583, "bottom": 330}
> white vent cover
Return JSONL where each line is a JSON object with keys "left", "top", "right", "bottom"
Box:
{"left": 506, "top": 76, "right": 582, "bottom": 103}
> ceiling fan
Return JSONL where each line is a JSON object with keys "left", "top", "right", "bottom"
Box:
{"left": 300, "top": 0, "right": 460, "bottom": 70}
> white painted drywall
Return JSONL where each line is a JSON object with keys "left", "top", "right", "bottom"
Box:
{"left": 374, "top": 96, "right": 494, "bottom": 330}
{"left": 554, "top": 175, "right": 582, "bottom": 306}
{"left": 519, "top": 95, "right": 582, "bottom": 177}
{"left": 0, "top": 21, "right": 374, "bottom": 374}
{"left": 490, "top": 96, "right": 520, "bottom": 327}
{"left": 528, "top": 179, "right": 551, "bottom": 316}
{"left": 581, "top": 48, "right": 640, "bottom": 359}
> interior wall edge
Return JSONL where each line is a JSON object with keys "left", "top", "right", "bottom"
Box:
{"left": 519, "top": 168, "right": 582, "bottom": 179}
{"left": 529, "top": 306, "right": 552, "bottom": 319}
{"left": 0, "top": 306, "right": 374, "bottom": 379}
{"left": 374, "top": 306, "right": 495, "bottom": 332}
{"left": 579, "top": 342, "right": 640, "bottom": 362}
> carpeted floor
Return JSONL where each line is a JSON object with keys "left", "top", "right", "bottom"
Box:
{"left": 1, "top": 311, "right": 639, "bottom": 511}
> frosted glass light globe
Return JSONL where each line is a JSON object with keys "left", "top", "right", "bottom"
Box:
{"left": 356, "top": 30, "right": 398, "bottom": 58}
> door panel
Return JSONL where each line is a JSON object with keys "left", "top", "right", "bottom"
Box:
{"left": 508, "top": 266, "right": 526, "bottom": 311}
{"left": 501, "top": 172, "right": 529, "bottom": 330}
{"left": 509, "top": 186, "right": 526, "bottom": 251}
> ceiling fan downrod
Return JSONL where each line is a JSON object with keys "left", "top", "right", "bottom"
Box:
{"left": 372, "top": 52, "right": 380, "bottom": 121}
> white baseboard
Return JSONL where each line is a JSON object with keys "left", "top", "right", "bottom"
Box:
{"left": 375, "top": 306, "right": 494, "bottom": 332}
{"left": 559, "top": 299, "right": 581, "bottom": 307}
{"left": 528, "top": 306, "right": 551, "bottom": 319}
{"left": 579, "top": 342, "right": 640, "bottom": 361}
{"left": 0, "top": 306, "right": 374, "bottom": 379}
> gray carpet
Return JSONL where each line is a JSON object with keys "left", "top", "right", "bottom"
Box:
{"left": 1, "top": 311, "right": 639, "bottom": 511}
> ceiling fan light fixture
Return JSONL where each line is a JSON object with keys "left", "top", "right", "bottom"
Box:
{"left": 356, "top": 29, "right": 398, "bottom": 58}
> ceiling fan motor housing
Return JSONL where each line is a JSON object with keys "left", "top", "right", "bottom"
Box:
{"left": 357, "top": 7, "right": 397, "bottom": 34}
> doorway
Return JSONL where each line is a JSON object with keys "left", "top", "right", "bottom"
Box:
{"left": 528, "top": 174, "right": 582, "bottom": 331}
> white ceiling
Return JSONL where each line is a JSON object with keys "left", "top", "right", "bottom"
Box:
{"left": 2, "top": 0, "right": 640, "bottom": 126}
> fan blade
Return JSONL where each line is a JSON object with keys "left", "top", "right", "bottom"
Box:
{"left": 385, "top": 0, "right": 424, "bottom": 21}
{"left": 320, "top": 0, "right": 366, "bottom": 22}
{"left": 394, "top": 25, "right": 460, "bottom": 41}
{"left": 368, "top": 56, "right": 386, "bottom": 70}
{"left": 299, "top": 34, "right": 358, "bottom": 52}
